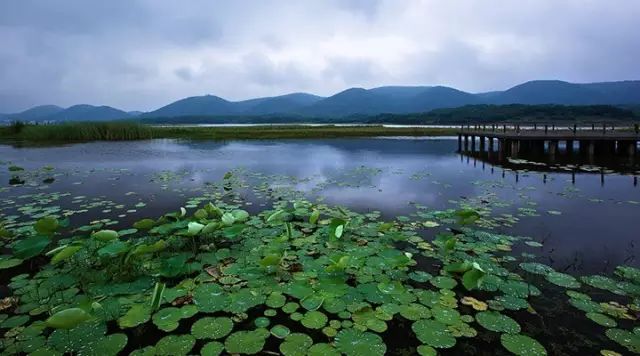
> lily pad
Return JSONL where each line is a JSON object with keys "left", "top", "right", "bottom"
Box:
{"left": 301, "top": 310, "right": 327, "bottom": 329}
{"left": 224, "top": 330, "right": 268, "bottom": 354}
{"left": 279, "top": 333, "right": 313, "bottom": 356}
{"left": 335, "top": 329, "right": 387, "bottom": 356}
{"left": 412, "top": 319, "right": 456, "bottom": 349}
{"left": 500, "top": 334, "right": 547, "bottom": 355}
{"left": 475, "top": 311, "right": 521, "bottom": 334}
{"left": 155, "top": 334, "right": 195, "bottom": 356}
{"left": 191, "top": 316, "right": 233, "bottom": 339}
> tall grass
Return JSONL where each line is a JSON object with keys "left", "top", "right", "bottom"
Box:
{"left": 2, "top": 122, "right": 155, "bottom": 141}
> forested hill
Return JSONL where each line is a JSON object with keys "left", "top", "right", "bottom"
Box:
{"left": 142, "top": 104, "right": 638, "bottom": 125}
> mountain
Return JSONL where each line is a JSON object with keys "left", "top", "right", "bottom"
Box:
{"left": 5, "top": 80, "right": 640, "bottom": 120}
{"left": 487, "top": 80, "right": 605, "bottom": 105}
{"left": 46, "top": 105, "right": 131, "bottom": 121}
{"left": 299, "top": 88, "right": 398, "bottom": 116}
{"left": 8, "top": 105, "right": 64, "bottom": 121}
{"left": 143, "top": 95, "right": 237, "bottom": 117}
{"left": 242, "top": 93, "right": 324, "bottom": 115}
{"left": 143, "top": 93, "right": 325, "bottom": 118}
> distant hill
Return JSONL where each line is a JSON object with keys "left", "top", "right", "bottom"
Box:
{"left": 5, "top": 80, "right": 640, "bottom": 121}
{"left": 5, "top": 104, "right": 131, "bottom": 122}
{"left": 46, "top": 105, "right": 131, "bottom": 121}
{"left": 8, "top": 105, "right": 64, "bottom": 121}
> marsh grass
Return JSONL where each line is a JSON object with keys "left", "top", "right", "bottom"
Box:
{"left": 0, "top": 122, "right": 155, "bottom": 141}
{"left": 0, "top": 122, "right": 456, "bottom": 142}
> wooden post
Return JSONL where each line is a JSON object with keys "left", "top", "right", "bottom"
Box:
{"left": 479, "top": 136, "right": 485, "bottom": 153}
{"left": 457, "top": 134, "right": 462, "bottom": 152}
{"left": 548, "top": 140, "right": 558, "bottom": 159}
{"left": 488, "top": 137, "right": 494, "bottom": 152}
{"left": 471, "top": 135, "right": 476, "bottom": 152}
{"left": 511, "top": 140, "right": 519, "bottom": 158}
{"left": 566, "top": 140, "right": 573, "bottom": 155}
{"left": 464, "top": 135, "right": 469, "bottom": 152}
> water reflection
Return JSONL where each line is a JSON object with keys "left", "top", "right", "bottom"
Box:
{"left": 1, "top": 138, "right": 639, "bottom": 273}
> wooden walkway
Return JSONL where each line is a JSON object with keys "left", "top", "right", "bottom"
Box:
{"left": 456, "top": 124, "right": 639, "bottom": 159}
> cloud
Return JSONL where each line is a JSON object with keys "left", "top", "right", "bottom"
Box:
{"left": 0, "top": 0, "right": 638, "bottom": 112}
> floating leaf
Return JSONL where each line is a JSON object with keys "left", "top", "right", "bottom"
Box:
{"left": 586, "top": 312, "right": 617, "bottom": 327}
{"left": 191, "top": 317, "right": 234, "bottom": 339}
{"left": 92, "top": 230, "right": 119, "bottom": 242}
{"left": 46, "top": 308, "right": 92, "bottom": 329}
{"left": 412, "top": 319, "right": 456, "bottom": 348}
{"left": 13, "top": 235, "right": 50, "bottom": 259}
{"left": 606, "top": 328, "right": 640, "bottom": 353}
{"left": 34, "top": 217, "right": 58, "bottom": 235}
{"left": 546, "top": 272, "right": 580, "bottom": 289}
{"left": 500, "top": 334, "right": 547, "bottom": 355}
{"left": 224, "top": 330, "right": 268, "bottom": 354}
{"left": 271, "top": 324, "right": 291, "bottom": 338}
{"left": 301, "top": 311, "right": 328, "bottom": 329}
{"left": 155, "top": 334, "right": 195, "bottom": 356}
{"left": 280, "top": 333, "right": 313, "bottom": 356}
{"left": 118, "top": 304, "right": 151, "bottom": 328}
{"left": 335, "top": 329, "right": 387, "bottom": 356}
{"left": 475, "top": 311, "right": 521, "bottom": 334}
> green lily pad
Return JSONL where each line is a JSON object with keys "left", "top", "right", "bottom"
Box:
{"left": 412, "top": 319, "right": 456, "bottom": 349}
{"left": 519, "top": 262, "right": 554, "bottom": 275}
{"left": 308, "top": 343, "right": 340, "bottom": 356}
{"left": 270, "top": 324, "right": 291, "bottom": 338}
{"left": 605, "top": 328, "right": 640, "bottom": 353}
{"left": 155, "top": 334, "right": 195, "bottom": 356}
{"left": 500, "top": 334, "right": 547, "bottom": 355}
{"left": 279, "top": 333, "right": 313, "bottom": 356}
{"left": 335, "top": 329, "right": 387, "bottom": 356}
{"left": 301, "top": 310, "right": 327, "bottom": 329}
{"left": 152, "top": 305, "right": 198, "bottom": 332}
{"left": 586, "top": 312, "right": 617, "bottom": 327}
{"left": 430, "top": 276, "right": 457, "bottom": 290}
{"left": 118, "top": 304, "right": 151, "bottom": 328}
{"left": 46, "top": 307, "right": 92, "bottom": 329}
{"left": 191, "top": 316, "right": 233, "bottom": 339}
{"left": 13, "top": 235, "right": 50, "bottom": 259}
{"left": 546, "top": 272, "right": 580, "bottom": 289}
{"left": 201, "top": 341, "right": 224, "bottom": 356}
{"left": 224, "top": 330, "right": 268, "bottom": 354}
{"left": 475, "top": 311, "right": 521, "bottom": 334}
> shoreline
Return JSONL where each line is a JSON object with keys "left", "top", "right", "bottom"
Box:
{"left": 0, "top": 123, "right": 458, "bottom": 143}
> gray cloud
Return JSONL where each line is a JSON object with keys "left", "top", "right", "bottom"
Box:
{"left": 0, "top": 0, "right": 638, "bottom": 112}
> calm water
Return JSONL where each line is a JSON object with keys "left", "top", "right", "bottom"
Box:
{"left": 1, "top": 137, "right": 639, "bottom": 273}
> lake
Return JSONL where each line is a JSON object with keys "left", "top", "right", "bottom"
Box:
{"left": 1, "top": 137, "right": 639, "bottom": 355}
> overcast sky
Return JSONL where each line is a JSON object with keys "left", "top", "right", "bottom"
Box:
{"left": 0, "top": 0, "right": 638, "bottom": 112}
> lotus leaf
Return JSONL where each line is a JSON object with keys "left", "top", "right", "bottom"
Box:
{"left": 586, "top": 312, "right": 617, "bottom": 327}
{"left": 606, "top": 328, "right": 640, "bottom": 353}
{"left": 152, "top": 305, "right": 198, "bottom": 332}
{"left": 201, "top": 341, "right": 224, "bottom": 356}
{"left": 475, "top": 311, "right": 520, "bottom": 334}
{"left": 335, "top": 329, "right": 387, "bottom": 356}
{"left": 155, "top": 334, "right": 195, "bottom": 356}
{"left": 279, "top": 333, "right": 313, "bottom": 356}
{"left": 46, "top": 307, "right": 91, "bottom": 329}
{"left": 500, "top": 334, "right": 547, "bottom": 355}
{"left": 191, "top": 316, "right": 234, "bottom": 339}
{"left": 224, "top": 330, "right": 268, "bottom": 354}
{"left": 546, "top": 272, "right": 580, "bottom": 289}
{"left": 412, "top": 319, "right": 456, "bottom": 348}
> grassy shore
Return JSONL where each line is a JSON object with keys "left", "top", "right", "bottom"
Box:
{"left": 0, "top": 122, "right": 457, "bottom": 142}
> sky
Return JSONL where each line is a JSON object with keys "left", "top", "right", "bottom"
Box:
{"left": 0, "top": 0, "right": 638, "bottom": 113}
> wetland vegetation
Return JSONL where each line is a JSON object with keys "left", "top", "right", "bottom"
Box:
{"left": 0, "top": 122, "right": 456, "bottom": 143}
{"left": 0, "top": 138, "right": 639, "bottom": 355}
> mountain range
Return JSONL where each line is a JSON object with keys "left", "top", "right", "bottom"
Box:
{"left": 2, "top": 80, "right": 639, "bottom": 122}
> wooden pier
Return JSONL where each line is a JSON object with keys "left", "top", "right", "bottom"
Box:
{"left": 456, "top": 124, "right": 639, "bottom": 161}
